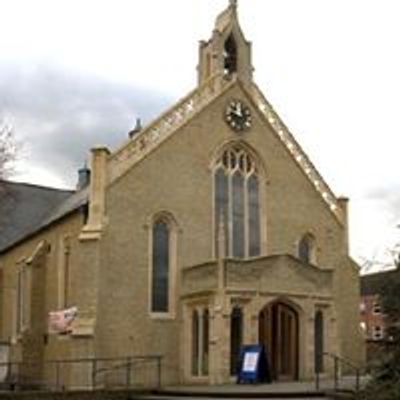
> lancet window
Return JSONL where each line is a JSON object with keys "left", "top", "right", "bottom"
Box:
{"left": 298, "top": 233, "right": 316, "bottom": 264}
{"left": 150, "top": 213, "right": 178, "bottom": 317}
{"left": 151, "top": 220, "right": 170, "bottom": 313}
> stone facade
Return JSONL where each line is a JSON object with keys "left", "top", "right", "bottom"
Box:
{"left": 0, "top": 1, "right": 365, "bottom": 388}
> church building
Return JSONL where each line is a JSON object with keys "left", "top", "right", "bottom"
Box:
{"left": 0, "top": 1, "right": 364, "bottom": 388}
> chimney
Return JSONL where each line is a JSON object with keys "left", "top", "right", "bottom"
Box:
{"left": 77, "top": 163, "right": 91, "bottom": 190}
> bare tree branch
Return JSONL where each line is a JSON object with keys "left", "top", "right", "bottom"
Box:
{"left": 0, "top": 118, "right": 17, "bottom": 180}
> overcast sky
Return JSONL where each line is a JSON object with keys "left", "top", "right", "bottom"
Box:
{"left": 1, "top": 0, "right": 399, "bottom": 267}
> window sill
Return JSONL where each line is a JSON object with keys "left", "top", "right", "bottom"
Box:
{"left": 149, "top": 312, "right": 176, "bottom": 320}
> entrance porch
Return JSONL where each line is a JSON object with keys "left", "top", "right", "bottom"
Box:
{"left": 180, "top": 254, "right": 338, "bottom": 385}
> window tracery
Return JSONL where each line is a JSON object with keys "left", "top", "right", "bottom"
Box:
{"left": 214, "top": 145, "right": 260, "bottom": 258}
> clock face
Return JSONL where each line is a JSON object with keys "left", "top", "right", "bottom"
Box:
{"left": 225, "top": 100, "right": 252, "bottom": 132}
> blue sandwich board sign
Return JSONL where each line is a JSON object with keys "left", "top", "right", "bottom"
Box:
{"left": 237, "top": 344, "right": 271, "bottom": 384}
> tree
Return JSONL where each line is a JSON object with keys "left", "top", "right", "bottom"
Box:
{"left": 0, "top": 119, "right": 17, "bottom": 180}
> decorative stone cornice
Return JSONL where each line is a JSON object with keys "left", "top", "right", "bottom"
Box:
{"left": 251, "top": 82, "right": 345, "bottom": 225}
{"left": 108, "top": 73, "right": 235, "bottom": 184}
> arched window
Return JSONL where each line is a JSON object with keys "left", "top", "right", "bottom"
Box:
{"left": 230, "top": 306, "right": 243, "bottom": 375}
{"left": 224, "top": 34, "right": 238, "bottom": 75}
{"left": 314, "top": 310, "right": 324, "bottom": 373}
{"left": 214, "top": 145, "right": 261, "bottom": 258}
{"left": 298, "top": 233, "right": 316, "bottom": 264}
{"left": 151, "top": 220, "right": 170, "bottom": 313}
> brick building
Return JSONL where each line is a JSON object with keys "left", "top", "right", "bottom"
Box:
{"left": 360, "top": 267, "right": 400, "bottom": 361}
{"left": 0, "top": 1, "right": 365, "bottom": 388}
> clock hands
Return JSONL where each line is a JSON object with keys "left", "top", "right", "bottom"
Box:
{"left": 225, "top": 100, "right": 252, "bottom": 131}
{"left": 234, "top": 102, "right": 243, "bottom": 117}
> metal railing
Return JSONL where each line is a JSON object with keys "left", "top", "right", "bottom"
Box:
{"left": 0, "top": 355, "right": 163, "bottom": 392}
{"left": 315, "top": 352, "right": 362, "bottom": 393}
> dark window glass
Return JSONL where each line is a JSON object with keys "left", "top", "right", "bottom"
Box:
{"left": 151, "top": 221, "right": 169, "bottom": 312}
{"left": 314, "top": 311, "right": 324, "bottom": 373}
{"left": 224, "top": 34, "right": 237, "bottom": 75}
{"left": 248, "top": 175, "right": 260, "bottom": 257}
{"left": 299, "top": 236, "right": 311, "bottom": 263}
{"left": 202, "top": 309, "right": 209, "bottom": 376}
{"left": 192, "top": 310, "right": 199, "bottom": 376}
{"left": 232, "top": 172, "right": 245, "bottom": 258}
{"left": 230, "top": 307, "right": 243, "bottom": 375}
{"left": 215, "top": 168, "right": 228, "bottom": 256}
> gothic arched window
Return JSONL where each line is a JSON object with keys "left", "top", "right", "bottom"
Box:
{"left": 298, "top": 233, "right": 316, "bottom": 264}
{"left": 151, "top": 220, "right": 170, "bottom": 313}
{"left": 214, "top": 145, "right": 261, "bottom": 258}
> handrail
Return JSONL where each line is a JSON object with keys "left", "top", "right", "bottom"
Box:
{"left": 323, "top": 352, "right": 359, "bottom": 371}
{"left": 0, "top": 355, "right": 163, "bottom": 391}
{"left": 315, "top": 351, "right": 363, "bottom": 393}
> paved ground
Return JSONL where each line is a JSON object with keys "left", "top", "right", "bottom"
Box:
{"left": 163, "top": 375, "right": 367, "bottom": 393}
{"left": 146, "top": 397, "right": 328, "bottom": 400}
{"left": 148, "top": 377, "right": 369, "bottom": 399}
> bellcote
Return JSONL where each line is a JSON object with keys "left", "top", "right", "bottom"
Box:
{"left": 198, "top": 0, "right": 253, "bottom": 86}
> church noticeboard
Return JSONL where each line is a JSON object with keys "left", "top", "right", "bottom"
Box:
{"left": 237, "top": 344, "right": 271, "bottom": 384}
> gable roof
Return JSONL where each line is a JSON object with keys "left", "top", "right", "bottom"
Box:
{"left": 0, "top": 180, "right": 75, "bottom": 253}
{"left": 107, "top": 75, "right": 345, "bottom": 225}
{"left": 360, "top": 267, "right": 400, "bottom": 296}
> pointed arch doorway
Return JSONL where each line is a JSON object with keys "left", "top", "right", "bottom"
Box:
{"left": 259, "top": 301, "right": 299, "bottom": 381}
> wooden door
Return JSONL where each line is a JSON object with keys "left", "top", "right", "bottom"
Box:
{"left": 259, "top": 302, "right": 299, "bottom": 381}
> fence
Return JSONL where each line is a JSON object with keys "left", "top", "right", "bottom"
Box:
{"left": 0, "top": 355, "right": 163, "bottom": 391}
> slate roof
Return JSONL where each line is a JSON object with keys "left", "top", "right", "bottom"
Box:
{"left": 360, "top": 267, "right": 400, "bottom": 296}
{"left": 0, "top": 180, "right": 85, "bottom": 253}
